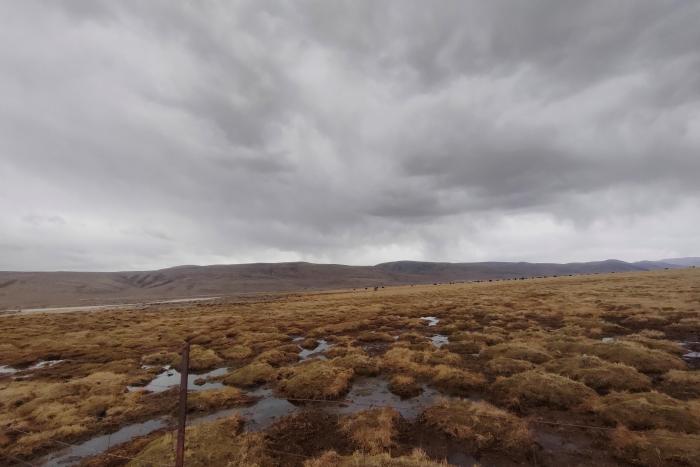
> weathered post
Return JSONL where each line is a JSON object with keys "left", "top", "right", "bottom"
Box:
{"left": 175, "top": 340, "right": 190, "bottom": 467}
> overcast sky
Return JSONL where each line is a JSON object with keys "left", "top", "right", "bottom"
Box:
{"left": 1, "top": 1, "right": 699, "bottom": 271}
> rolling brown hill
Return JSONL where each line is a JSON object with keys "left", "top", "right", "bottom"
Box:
{"left": 0, "top": 258, "right": 688, "bottom": 310}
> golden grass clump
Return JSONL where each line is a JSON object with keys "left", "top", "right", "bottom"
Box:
{"left": 127, "top": 415, "right": 271, "bottom": 466}
{"left": 481, "top": 342, "right": 553, "bottom": 364}
{"left": 0, "top": 372, "right": 143, "bottom": 457}
{"left": 430, "top": 365, "right": 486, "bottom": 394}
{"left": 610, "top": 426, "right": 700, "bottom": 467}
{"left": 276, "top": 360, "right": 353, "bottom": 400}
{"left": 389, "top": 374, "right": 422, "bottom": 398}
{"left": 187, "top": 345, "right": 223, "bottom": 371}
{"left": 218, "top": 344, "right": 253, "bottom": 361}
{"left": 590, "top": 341, "right": 687, "bottom": 374}
{"left": 380, "top": 348, "right": 436, "bottom": 379}
{"left": 339, "top": 407, "right": 400, "bottom": 453}
{"left": 544, "top": 355, "right": 651, "bottom": 392}
{"left": 621, "top": 334, "right": 686, "bottom": 355}
{"left": 222, "top": 361, "right": 277, "bottom": 387}
{"left": 187, "top": 387, "right": 248, "bottom": 412}
{"left": 357, "top": 331, "right": 395, "bottom": 343}
{"left": 483, "top": 357, "right": 535, "bottom": 377}
{"left": 331, "top": 351, "right": 380, "bottom": 376}
{"left": 659, "top": 370, "right": 700, "bottom": 400}
{"left": 254, "top": 348, "right": 299, "bottom": 366}
{"left": 300, "top": 337, "right": 321, "bottom": 349}
{"left": 304, "top": 449, "right": 447, "bottom": 467}
{"left": 422, "top": 399, "right": 533, "bottom": 455}
{"left": 445, "top": 340, "right": 481, "bottom": 355}
{"left": 141, "top": 350, "right": 179, "bottom": 367}
{"left": 491, "top": 370, "right": 597, "bottom": 409}
{"left": 588, "top": 391, "right": 700, "bottom": 433}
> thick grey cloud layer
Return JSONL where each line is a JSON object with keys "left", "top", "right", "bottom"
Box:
{"left": 1, "top": 1, "right": 699, "bottom": 271}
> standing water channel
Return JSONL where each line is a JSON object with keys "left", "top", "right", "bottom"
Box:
{"left": 36, "top": 375, "right": 456, "bottom": 466}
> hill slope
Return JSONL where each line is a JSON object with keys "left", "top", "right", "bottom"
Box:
{"left": 0, "top": 258, "right": 691, "bottom": 309}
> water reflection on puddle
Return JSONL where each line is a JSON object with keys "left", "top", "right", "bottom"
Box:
{"left": 191, "top": 387, "right": 297, "bottom": 431}
{"left": 334, "top": 377, "right": 440, "bottom": 420}
{"left": 39, "top": 418, "right": 167, "bottom": 467}
{"left": 680, "top": 341, "right": 700, "bottom": 368}
{"left": 420, "top": 316, "right": 439, "bottom": 326}
{"left": 128, "top": 366, "right": 228, "bottom": 393}
{"left": 0, "top": 365, "right": 17, "bottom": 375}
{"left": 37, "top": 377, "right": 447, "bottom": 466}
{"left": 430, "top": 334, "right": 449, "bottom": 348}
{"left": 299, "top": 339, "right": 331, "bottom": 360}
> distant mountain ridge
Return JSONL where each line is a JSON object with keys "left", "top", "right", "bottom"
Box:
{"left": 0, "top": 257, "right": 694, "bottom": 309}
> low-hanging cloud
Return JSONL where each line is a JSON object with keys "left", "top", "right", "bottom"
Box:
{"left": 1, "top": 0, "right": 698, "bottom": 271}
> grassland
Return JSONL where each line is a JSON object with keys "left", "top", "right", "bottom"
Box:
{"left": 1, "top": 268, "right": 699, "bottom": 466}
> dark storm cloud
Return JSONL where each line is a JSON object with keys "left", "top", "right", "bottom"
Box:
{"left": 0, "top": 0, "right": 698, "bottom": 270}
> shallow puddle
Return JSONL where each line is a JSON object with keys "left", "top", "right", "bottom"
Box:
{"left": 299, "top": 339, "right": 331, "bottom": 360}
{"left": 191, "top": 387, "right": 298, "bottom": 431}
{"left": 28, "top": 359, "right": 65, "bottom": 371}
{"left": 39, "top": 418, "right": 167, "bottom": 466}
{"left": 0, "top": 365, "right": 17, "bottom": 375}
{"left": 430, "top": 334, "right": 449, "bottom": 348}
{"left": 333, "top": 377, "right": 441, "bottom": 420}
{"left": 420, "top": 316, "right": 439, "bottom": 326}
{"left": 128, "top": 366, "right": 227, "bottom": 393}
{"left": 681, "top": 341, "right": 700, "bottom": 369}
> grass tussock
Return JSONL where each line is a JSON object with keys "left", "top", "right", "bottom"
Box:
{"left": 610, "top": 426, "right": 700, "bottom": 467}
{"left": 339, "top": 407, "right": 400, "bottom": 453}
{"left": 331, "top": 351, "right": 379, "bottom": 376}
{"left": 659, "top": 370, "right": 700, "bottom": 400}
{"left": 481, "top": 342, "right": 552, "bottom": 363}
{"left": 141, "top": 351, "right": 179, "bottom": 367}
{"left": 357, "top": 331, "right": 395, "bottom": 343}
{"left": 483, "top": 357, "right": 535, "bottom": 377}
{"left": 255, "top": 349, "right": 299, "bottom": 366}
{"left": 588, "top": 391, "right": 700, "bottom": 433}
{"left": 422, "top": 399, "right": 533, "bottom": 455}
{"left": 389, "top": 374, "right": 422, "bottom": 398}
{"left": 187, "top": 345, "right": 223, "bottom": 371}
{"left": 546, "top": 337, "right": 687, "bottom": 374}
{"left": 589, "top": 341, "right": 686, "bottom": 374}
{"left": 127, "top": 415, "right": 271, "bottom": 466}
{"left": 430, "top": 365, "right": 486, "bottom": 394}
{"left": 187, "top": 387, "right": 248, "bottom": 412}
{"left": 304, "top": 449, "right": 447, "bottom": 467}
{"left": 219, "top": 345, "right": 253, "bottom": 361}
{"left": 276, "top": 360, "right": 353, "bottom": 400}
{"left": 223, "top": 362, "right": 277, "bottom": 387}
{"left": 491, "top": 370, "right": 597, "bottom": 409}
{"left": 544, "top": 355, "right": 651, "bottom": 392}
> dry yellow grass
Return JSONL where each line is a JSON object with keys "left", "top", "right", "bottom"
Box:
{"left": 483, "top": 357, "right": 535, "bottom": 377}
{"left": 339, "top": 407, "right": 400, "bottom": 453}
{"left": 481, "top": 342, "right": 553, "bottom": 363}
{"left": 127, "top": 415, "right": 271, "bottom": 466}
{"left": 491, "top": 370, "right": 598, "bottom": 409}
{"left": 422, "top": 399, "right": 533, "bottom": 455}
{"left": 187, "top": 387, "right": 249, "bottom": 412}
{"left": 610, "top": 426, "right": 700, "bottom": 467}
{"left": 388, "top": 374, "right": 422, "bottom": 398}
{"left": 223, "top": 361, "right": 277, "bottom": 387}
{"left": 544, "top": 355, "right": 651, "bottom": 392}
{"left": 658, "top": 370, "right": 700, "bottom": 400}
{"left": 276, "top": 360, "right": 354, "bottom": 400}
{"left": 588, "top": 391, "right": 700, "bottom": 433}
{"left": 304, "top": 449, "right": 447, "bottom": 467}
